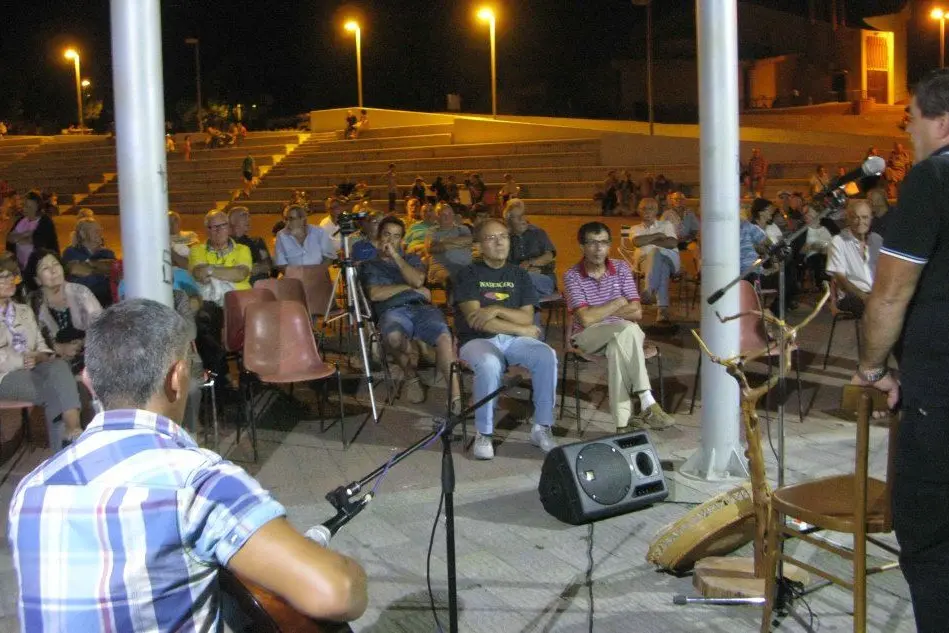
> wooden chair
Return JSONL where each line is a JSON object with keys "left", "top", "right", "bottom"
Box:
{"left": 557, "top": 312, "right": 664, "bottom": 434}
{"left": 689, "top": 280, "right": 804, "bottom": 422}
{"left": 242, "top": 301, "right": 346, "bottom": 459}
{"left": 822, "top": 278, "right": 862, "bottom": 369}
{"left": 761, "top": 389, "right": 900, "bottom": 633}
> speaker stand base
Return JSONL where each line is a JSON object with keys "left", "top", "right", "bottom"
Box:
{"left": 688, "top": 556, "right": 808, "bottom": 601}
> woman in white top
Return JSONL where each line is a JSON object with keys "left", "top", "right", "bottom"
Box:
{"left": 796, "top": 204, "right": 834, "bottom": 286}
{"left": 274, "top": 204, "right": 338, "bottom": 270}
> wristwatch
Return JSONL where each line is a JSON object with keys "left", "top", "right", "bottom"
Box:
{"left": 858, "top": 366, "right": 888, "bottom": 383}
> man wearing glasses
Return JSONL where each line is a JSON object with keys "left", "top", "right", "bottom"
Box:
{"left": 189, "top": 209, "right": 253, "bottom": 298}
{"left": 563, "top": 222, "right": 674, "bottom": 432}
{"left": 454, "top": 219, "right": 558, "bottom": 460}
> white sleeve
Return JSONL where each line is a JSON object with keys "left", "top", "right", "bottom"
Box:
{"left": 662, "top": 222, "right": 677, "bottom": 240}
{"left": 825, "top": 235, "right": 845, "bottom": 275}
{"left": 274, "top": 233, "right": 288, "bottom": 266}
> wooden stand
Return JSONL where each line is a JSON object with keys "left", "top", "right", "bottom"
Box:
{"left": 693, "top": 557, "right": 808, "bottom": 599}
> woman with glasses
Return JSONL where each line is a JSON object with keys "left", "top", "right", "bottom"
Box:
{"left": 274, "top": 204, "right": 337, "bottom": 271}
{"left": 0, "top": 266, "right": 82, "bottom": 449}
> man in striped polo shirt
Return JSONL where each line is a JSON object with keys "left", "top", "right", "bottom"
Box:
{"left": 563, "top": 221, "right": 675, "bottom": 432}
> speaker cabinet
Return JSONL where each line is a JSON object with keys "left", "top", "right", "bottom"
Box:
{"left": 538, "top": 430, "right": 668, "bottom": 525}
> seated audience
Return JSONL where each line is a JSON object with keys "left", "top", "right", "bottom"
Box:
{"left": 62, "top": 216, "right": 116, "bottom": 307}
{"left": 403, "top": 202, "right": 437, "bottom": 257}
{"left": 228, "top": 206, "right": 273, "bottom": 285}
{"left": 425, "top": 202, "right": 472, "bottom": 286}
{"left": 629, "top": 198, "right": 680, "bottom": 323}
{"left": 410, "top": 177, "right": 427, "bottom": 204}
{"left": 663, "top": 192, "right": 701, "bottom": 249}
{"left": 826, "top": 200, "right": 882, "bottom": 317}
{"left": 564, "top": 222, "right": 674, "bottom": 431}
{"left": 468, "top": 173, "right": 487, "bottom": 204}
{"left": 362, "top": 216, "right": 460, "bottom": 408}
{"left": 884, "top": 142, "right": 912, "bottom": 198}
{"left": 808, "top": 165, "right": 830, "bottom": 196}
{"left": 504, "top": 199, "right": 558, "bottom": 297}
{"left": 0, "top": 266, "right": 81, "bottom": 449}
{"left": 344, "top": 109, "right": 358, "bottom": 139}
{"left": 351, "top": 211, "right": 382, "bottom": 261}
{"left": 26, "top": 248, "right": 102, "bottom": 375}
{"left": 274, "top": 205, "right": 337, "bottom": 269}
{"left": 169, "top": 210, "right": 199, "bottom": 270}
{"left": 5, "top": 190, "right": 60, "bottom": 271}
{"left": 796, "top": 204, "right": 834, "bottom": 286}
{"left": 8, "top": 299, "right": 368, "bottom": 629}
{"left": 739, "top": 200, "right": 798, "bottom": 312}
{"left": 319, "top": 197, "right": 344, "bottom": 252}
{"left": 499, "top": 173, "right": 519, "bottom": 205}
{"left": 454, "top": 219, "right": 558, "bottom": 461}
{"left": 431, "top": 176, "right": 449, "bottom": 202}
{"left": 867, "top": 188, "right": 891, "bottom": 238}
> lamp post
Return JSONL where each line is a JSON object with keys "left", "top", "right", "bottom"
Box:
{"left": 631, "top": 0, "right": 654, "bottom": 135}
{"left": 933, "top": 8, "right": 946, "bottom": 69}
{"left": 185, "top": 37, "right": 203, "bottom": 131}
{"left": 63, "top": 49, "right": 84, "bottom": 130}
{"left": 344, "top": 21, "right": 364, "bottom": 108}
{"left": 81, "top": 79, "right": 91, "bottom": 99}
{"left": 477, "top": 7, "right": 498, "bottom": 118}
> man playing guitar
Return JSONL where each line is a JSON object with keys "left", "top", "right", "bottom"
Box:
{"left": 8, "top": 299, "right": 367, "bottom": 631}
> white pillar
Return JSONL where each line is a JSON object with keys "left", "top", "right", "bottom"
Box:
{"left": 680, "top": 0, "right": 745, "bottom": 481}
{"left": 111, "top": 0, "right": 173, "bottom": 306}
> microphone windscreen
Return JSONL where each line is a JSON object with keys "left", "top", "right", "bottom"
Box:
{"left": 863, "top": 155, "right": 886, "bottom": 177}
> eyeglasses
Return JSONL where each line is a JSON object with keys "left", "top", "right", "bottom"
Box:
{"left": 208, "top": 223, "right": 229, "bottom": 231}
{"left": 481, "top": 233, "right": 510, "bottom": 244}
{"left": 584, "top": 239, "right": 611, "bottom": 248}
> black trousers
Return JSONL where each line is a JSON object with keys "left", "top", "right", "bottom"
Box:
{"left": 893, "top": 405, "right": 949, "bottom": 632}
{"left": 195, "top": 301, "right": 228, "bottom": 380}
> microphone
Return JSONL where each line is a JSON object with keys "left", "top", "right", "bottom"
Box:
{"left": 304, "top": 493, "right": 373, "bottom": 547}
{"left": 825, "top": 156, "right": 885, "bottom": 193}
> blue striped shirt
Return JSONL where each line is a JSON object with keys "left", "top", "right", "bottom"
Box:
{"left": 8, "top": 409, "right": 286, "bottom": 632}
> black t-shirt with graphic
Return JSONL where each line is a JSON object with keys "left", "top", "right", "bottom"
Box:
{"left": 453, "top": 261, "right": 538, "bottom": 345}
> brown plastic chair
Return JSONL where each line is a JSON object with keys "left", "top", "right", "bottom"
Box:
{"left": 223, "top": 288, "right": 277, "bottom": 355}
{"left": 253, "top": 277, "right": 307, "bottom": 308}
{"left": 241, "top": 301, "right": 345, "bottom": 459}
{"left": 557, "top": 311, "right": 663, "bottom": 434}
{"left": 284, "top": 264, "right": 336, "bottom": 319}
{"left": 689, "top": 280, "right": 804, "bottom": 422}
{"left": 0, "top": 401, "right": 33, "bottom": 454}
{"left": 761, "top": 389, "right": 900, "bottom": 633}
{"left": 822, "top": 277, "right": 862, "bottom": 369}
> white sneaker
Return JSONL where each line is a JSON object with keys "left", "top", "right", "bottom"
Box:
{"left": 473, "top": 432, "right": 495, "bottom": 460}
{"left": 530, "top": 424, "right": 557, "bottom": 453}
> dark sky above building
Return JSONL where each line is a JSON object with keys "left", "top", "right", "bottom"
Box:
{"left": 0, "top": 0, "right": 909, "bottom": 129}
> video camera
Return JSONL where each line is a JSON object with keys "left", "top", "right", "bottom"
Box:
{"left": 338, "top": 207, "right": 369, "bottom": 235}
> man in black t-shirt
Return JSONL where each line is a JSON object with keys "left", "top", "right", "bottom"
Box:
{"left": 853, "top": 68, "right": 949, "bottom": 633}
{"left": 455, "top": 219, "right": 558, "bottom": 461}
{"left": 228, "top": 206, "right": 273, "bottom": 284}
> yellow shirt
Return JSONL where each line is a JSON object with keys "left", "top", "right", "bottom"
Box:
{"left": 188, "top": 239, "right": 253, "bottom": 290}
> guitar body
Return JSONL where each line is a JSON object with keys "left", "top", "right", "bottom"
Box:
{"left": 219, "top": 568, "right": 354, "bottom": 633}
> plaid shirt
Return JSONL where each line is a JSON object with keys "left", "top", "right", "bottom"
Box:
{"left": 8, "top": 409, "right": 286, "bottom": 632}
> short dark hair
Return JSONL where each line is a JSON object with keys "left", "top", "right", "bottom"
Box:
{"left": 85, "top": 299, "right": 192, "bottom": 410}
{"left": 749, "top": 197, "right": 773, "bottom": 224}
{"left": 577, "top": 221, "right": 611, "bottom": 244}
{"left": 913, "top": 68, "right": 949, "bottom": 119}
{"left": 24, "top": 248, "right": 63, "bottom": 291}
{"left": 377, "top": 215, "right": 405, "bottom": 239}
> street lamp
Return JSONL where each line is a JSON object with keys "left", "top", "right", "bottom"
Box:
{"left": 185, "top": 37, "right": 203, "bottom": 131}
{"left": 933, "top": 8, "right": 946, "bottom": 69}
{"left": 63, "top": 49, "right": 84, "bottom": 130}
{"left": 477, "top": 7, "right": 498, "bottom": 118}
{"left": 344, "top": 21, "right": 364, "bottom": 108}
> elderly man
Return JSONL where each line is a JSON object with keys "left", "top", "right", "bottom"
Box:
{"left": 504, "top": 199, "right": 557, "bottom": 297}
{"left": 564, "top": 222, "right": 674, "bottom": 431}
{"left": 662, "top": 191, "right": 700, "bottom": 249}
{"left": 852, "top": 69, "right": 949, "bottom": 632}
{"left": 455, "top": 218, "right": 558, "bottom": 460}
{"left": 826, "top": 200, "right": 882, "bottom": 318}
{"left": 228, "top": 206, "right": 273, "bottom": 284}
{"left": 629, "top": 197, "right": 680, "bottom": 323}
{"left": 403, "top": 201, "right": 437, "bottom": 257}
{"left": 425, "top": 202, "right": 472, "bottom": 286}
{"left": 362, "top": 216, "right": 460, "bottom": 408}
{"left": 9, "top": 299, "right": 368, "bottom": 630}
{"left": 190, "top": 210, "right": 253, "bottom": 301}
{"left": 169, "top": 210, "right": 199, "bottom": 270}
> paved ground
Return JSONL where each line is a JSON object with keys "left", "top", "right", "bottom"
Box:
{"left": 0, "top": 281, "right": 915, "bottom": 633}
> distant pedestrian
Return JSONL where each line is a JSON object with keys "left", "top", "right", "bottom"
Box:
{"left": 241, "top": 155, "right": 256, "bottom": 198}
{"left": 183, "top": 135, "right": 192, "bottom": 161}
{"left": 386, "top": 164, "right": 398, "bottom": 212}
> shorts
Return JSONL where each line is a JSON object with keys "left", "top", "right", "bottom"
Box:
{"left": 379, "top": 304, "right": 449, "bottom": 346}
{"left": 242, "top": 170, "right": 253, "bottom": 182}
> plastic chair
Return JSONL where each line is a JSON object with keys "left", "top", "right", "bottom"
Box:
{"left": 557, "top": 312, "right": 664, "bottom": 435}
{"left": 109, "top": 259, "right": 123, "bottom": 304}
{"left": 253, "top": 277, "right": 307, "bottom": 308}
{"left": 689, "top": 280, "right": 804, "bottom": 422}
{"left": 822, "top": 278, "right": 862, "bottom": 369}
{"left": 223, "top": 288, "right": 277, "bottom": 355}
{"left": 0, "top": 401, "right": 33, "bottom": 454}
{"left": 285, "top": 264, "right": 336, "bottom": 319}
{"left": 242, "top": 301, "right": 345, "bottom": 459}
{"left": 761, "top": 390, "right": 900, "bottom": 633}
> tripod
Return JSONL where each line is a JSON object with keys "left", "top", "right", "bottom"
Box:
{"left": 322, "top": 230, "right": 381, "bottom": 428}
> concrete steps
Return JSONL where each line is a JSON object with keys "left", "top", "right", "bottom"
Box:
{"left": 348, "top": 124, "right": 453, "bottom": 139}
{"left": 232, "top": 196, "right": 602, "bottom": 217}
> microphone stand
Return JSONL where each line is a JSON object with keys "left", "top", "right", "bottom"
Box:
{"left": 325, "top": 382, "right": 508, "bottom": 633}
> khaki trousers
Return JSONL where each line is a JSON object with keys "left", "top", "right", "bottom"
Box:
{"left": 572, "top": 321, "right": 651, "bottom": 428}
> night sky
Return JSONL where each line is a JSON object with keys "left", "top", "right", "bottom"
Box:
{"left": 0, "top": 1, "right": 913, "bottom": 130}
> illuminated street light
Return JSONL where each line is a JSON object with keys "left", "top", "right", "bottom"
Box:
{"left": 344, "top": 20, "right": 364, "bottom": 108}
{"left": 63, "top": 49, "right": 84, "bottom": 130}
{"left": 933, "top": 7, "right": 946, "bottom": 69}
{"left": 81, "top": 79, "right": 91, "bottom": 88}
{"left": 477, "top": 7, "right": 498, "bottom": 118}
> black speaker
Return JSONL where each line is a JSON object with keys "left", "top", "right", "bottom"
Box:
{"left": 538, "top": 430, "right": 668, "bottom": 525}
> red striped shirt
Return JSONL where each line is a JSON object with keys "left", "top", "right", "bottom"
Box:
{"left": 563, "top": 258, "right": 640, "bottom": 334}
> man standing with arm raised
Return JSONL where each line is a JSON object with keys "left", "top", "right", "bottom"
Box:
{"left": 852, "top": 69, "right": 949, "bottom": 633}
{"left": 455, "top": 219, "right": 558, "bottom": 460}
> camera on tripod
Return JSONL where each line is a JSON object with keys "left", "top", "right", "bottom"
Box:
{"left": 337, "top": 206, "right": 369, "bottom": 235}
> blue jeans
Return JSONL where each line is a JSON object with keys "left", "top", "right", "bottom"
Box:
{"left": 640, "top": 248, "right": 680, "bottom": 308}
{"left": 459, "top": 334, "right": 557, "bottom": 435}
{"left": 379, "top": 304, "right": 449, "bottom": 346}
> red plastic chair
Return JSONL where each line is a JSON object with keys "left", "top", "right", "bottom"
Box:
{"left": 109, "top": 260, "right": 123, "bottom": 304}
{"left": 223, "top": 287, "right": 277, "bottom": 355}
{"left": 242, "top": 301, "right": 345, "bottom": 458}
{"left": 253, "top": 277, "right": 307, "bottom": 308}
{"left": 689, "top": 280, "right": 804, "bottom": 421}
{"left": 285, "top": 264, "right": 337, "bottom": 319}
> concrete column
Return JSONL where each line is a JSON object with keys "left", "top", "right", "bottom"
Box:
{"left": 111, "top": 0, "right": 173, "bottom": 306}
{"left": 680, "top": 0, "right": 745, "bottom": 481}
